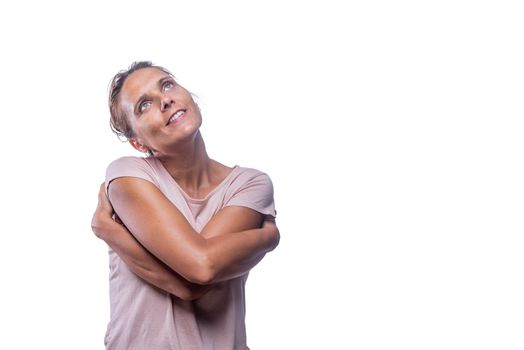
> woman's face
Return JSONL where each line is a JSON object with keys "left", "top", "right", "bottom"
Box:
{"left": 119, "top": 67, "right": 202, "bottom": 155}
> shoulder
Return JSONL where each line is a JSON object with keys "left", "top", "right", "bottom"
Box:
{"left": 224, "top": 166, "right": 276, "bottom": 217}
{"left": 229, "top": 166, "right": 273, "bottom": 186}
{"left": 225, "top": 166, "right": 274, "bottom": 195}
{"left": 105, "top": 156, "right": 160, "bottom": 190}
{"left": 106, "top": 156, "right": 162, "bottom": 174}
{"left": 107, "top": 156, "right": 153, "bottom": 170}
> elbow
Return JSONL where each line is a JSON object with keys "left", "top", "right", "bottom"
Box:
{"left": 168, "top": 283, "right": 206, "bottom": 302}
{"left": 176, "top": 284, "right": 212, "bottom": 301}
{"left": 185, "top": 253, "right": 217, "bottom": 285}
{"left": 260, "top": 220, "right": 280, "bottom": 252}
{"left": 188, "top": 271, "right": 215, "bottom": 285}
{"left": 266, "top": 228, "right": 280, "bottom": 252}
{"left": 90, "top": 214, "right": 107, "bottom": 240}
{"left": 177, "top": 290, "right": 201, "bottom": 302}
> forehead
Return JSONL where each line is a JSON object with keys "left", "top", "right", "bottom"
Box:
{"left": 120, "top": 68, "right": 170, "bottom": 108}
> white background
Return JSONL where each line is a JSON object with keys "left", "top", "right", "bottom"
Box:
{"left": 0, "top": 1, "right": 523, "bottom": 349}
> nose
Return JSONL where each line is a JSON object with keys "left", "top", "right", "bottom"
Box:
{"left": 160, "top": 95, "right": 174, "bottom": 111}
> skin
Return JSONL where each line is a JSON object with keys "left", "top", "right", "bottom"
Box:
{"left": 92, "top": 184, "right": 212, "bottom": 300}
{"left": 91, "top": 68, "right": 279, "bottom": 300}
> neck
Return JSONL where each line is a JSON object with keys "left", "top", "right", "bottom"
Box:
{"left": 157, "top": 131, "right": 215, "bottom": 194}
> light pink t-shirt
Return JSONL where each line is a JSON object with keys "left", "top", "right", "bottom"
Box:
{"left": 103, "top": 156, "right": 276, "bottom": 350}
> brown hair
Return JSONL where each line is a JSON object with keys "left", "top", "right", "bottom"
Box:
{"left": 108, "top": 61, "right": 174, "bottom": 141}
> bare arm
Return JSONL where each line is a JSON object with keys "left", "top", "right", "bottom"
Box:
{"left": 199, "top": 206, "right": 279, "bottom": 282}
{"left": 91, "top": 183, "right": 211, "bottom": 300}
{"left": 108, "top": 177, "right": 279, "bottom": 285}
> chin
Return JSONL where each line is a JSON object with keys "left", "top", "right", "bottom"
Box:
{"left": 172, "top": 122, "right": 201, "bottom": 144}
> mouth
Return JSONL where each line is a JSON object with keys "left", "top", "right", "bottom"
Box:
{"left": 166, "top": 109, "right": 186, "bottom": 126}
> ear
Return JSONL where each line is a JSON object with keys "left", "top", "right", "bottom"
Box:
{"left": 129, "top": 138, "right": 150, "bottom": 154}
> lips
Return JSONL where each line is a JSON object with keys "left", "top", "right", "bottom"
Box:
{"left": 166, "top": 109, "right": 186, "bottom": 126}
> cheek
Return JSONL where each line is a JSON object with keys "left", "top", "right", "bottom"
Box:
{"left": 141, "top": 124, "right": 163, "bottom": 140}
{"left": 178, "top": 89, "right": 196, "bottom": 105}
{"left": 131, "top": 119, "right": 160, "bottom": 142}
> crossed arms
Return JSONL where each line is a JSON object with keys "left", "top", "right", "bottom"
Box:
{"left": 91, "top": 177, "right": 279, "bottom": 301}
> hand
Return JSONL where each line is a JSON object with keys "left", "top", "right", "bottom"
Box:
{"left": 91, "top": 182, "right": 117, "bottom": 239}
{"left": 261, "top": 219, "right": 280, "bottom": 251}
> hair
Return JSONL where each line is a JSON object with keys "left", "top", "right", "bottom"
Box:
{"left": 108, "top": 61, "right": 174, "bottom": 141}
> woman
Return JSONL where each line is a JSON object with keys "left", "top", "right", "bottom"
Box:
{"left": 91, "top": 61, "right": 279, "bottom": 350}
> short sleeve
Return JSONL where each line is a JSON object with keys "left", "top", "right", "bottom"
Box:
{"left": 225, "top": 172, "right": 277, "bottom": 219}
{"left": 105, "top": 156, "right": 159, "bottom": 194}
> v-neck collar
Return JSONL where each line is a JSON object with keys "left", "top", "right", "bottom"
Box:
{"left": 152, "top": 158, "right": 239, "bottom": 203}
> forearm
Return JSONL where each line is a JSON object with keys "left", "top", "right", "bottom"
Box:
{"left": 92, "top": 216, "right": 212, "bottom": 300}
{"left": 108, "top": 178, "right": 279, "bottom": 284}
{"left": 200, "top": 224, "right": 279, "bottom": 283}
{"left": 206, "top": 247, "right": 267, "bottom": 283}
{"left": 112, "top": 220, "right": 274, "bottom": 285}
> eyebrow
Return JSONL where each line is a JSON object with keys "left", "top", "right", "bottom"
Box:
{"left": 133, "top": 76, "right": 174, "bottom": 114}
